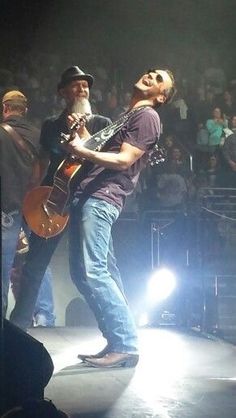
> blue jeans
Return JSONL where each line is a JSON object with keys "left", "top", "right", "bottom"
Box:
{"left": 10, "top": 231, "right": 61, "bottom": 330}
{"left": 2, "top": 212, "right": 22, "bottom": 317}
{"left": 2, "top": 213, "right": 55, "bottom": 325}
{"left": 34, "top": 267, "right": 55, "bottom": 326}
{"left": 23, "top": 224, "right": 55, "bottom": 327}
{"left": 69, "top": 197, "right": 138, "bottom": 354}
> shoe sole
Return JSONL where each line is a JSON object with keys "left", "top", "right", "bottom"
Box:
{"left": 84, "top": 356, "right": 139, "bottom": 368}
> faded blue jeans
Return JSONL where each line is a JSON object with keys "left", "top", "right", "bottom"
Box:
{"left": 34, "top": 267, "right": 55, "bottom": 326}
{"left": 2, "top": 212, "right": 55, "bottom": 325}
{"left": 69, "top": 197, "right": 138, "bottom": 355}
{"left": 2, "top": 212, "right": 22, "bottom": 317}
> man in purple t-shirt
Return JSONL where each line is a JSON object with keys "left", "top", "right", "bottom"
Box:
{"left": 65, "top": 68, "right": 176, "bottom": 368}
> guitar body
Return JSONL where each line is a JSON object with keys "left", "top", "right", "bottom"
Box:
{"left": 23, "top": 186, "right": 69, "bottom": 239}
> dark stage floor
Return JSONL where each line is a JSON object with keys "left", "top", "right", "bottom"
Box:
{"left": 29, "top": 326, "right": 236, "bottom": 418}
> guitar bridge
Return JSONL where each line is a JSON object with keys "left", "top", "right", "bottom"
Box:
{"left": 42, "top": 203, "right": 51, "bottom": 218}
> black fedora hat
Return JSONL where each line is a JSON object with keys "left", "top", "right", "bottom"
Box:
{"left": 57, "top": 66, "right": 94, "bottom": 90}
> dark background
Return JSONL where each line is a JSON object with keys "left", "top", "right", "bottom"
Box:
{"left": 1, "top": 0, "right": 235, "bottom": 87}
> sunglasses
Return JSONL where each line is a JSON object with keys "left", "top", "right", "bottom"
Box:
{"left": 147, "top": 69, "right": 164, "bottom": 83}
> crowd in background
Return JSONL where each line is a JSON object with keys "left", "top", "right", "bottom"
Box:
{"left": 1, "top": 51, "right": 236, "bottom": 214}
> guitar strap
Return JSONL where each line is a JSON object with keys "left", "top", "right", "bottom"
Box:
{"left": 1, "top": 123, "right": 41, "bottom": 190}
{"left": 84, "top": 106, "right": 150, "bottom": 151}
{"left": 84, "top": 106, "right": 164, "bottom": 165}
{"left": 0, "top": 123, "right": 36, "bottom": 161}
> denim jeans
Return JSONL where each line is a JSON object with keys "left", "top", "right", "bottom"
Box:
{"left": 10, "top": 231, "right": 61, "bottom": 329}
{"left": 69, "top": 197, "right": 138, "bottom": 354}
{"left": 34, "top": 267, "right": 55, "bottom": 326}
{"left": 2, "top": 213, "right": 55, "bottom": 326}
{"left": 2, "top": 212, "right": 22, "bottom": 317}
{"left": 22, "top": 224, "right": 55, "bottom": 327}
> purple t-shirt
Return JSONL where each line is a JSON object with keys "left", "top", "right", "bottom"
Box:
{"left": 74, "top": 107, "right": 160, "bottom": 209}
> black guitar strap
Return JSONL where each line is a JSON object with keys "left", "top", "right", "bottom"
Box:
{"left": 84, "top": 106, "right": 150, "bottom": 151}
{"left": 0, "top": 123, "right": 36, "bottom": 161}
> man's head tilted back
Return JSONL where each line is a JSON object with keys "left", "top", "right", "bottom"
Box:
{"left": 134, "top": 68, "right": 176, "bottom": 107}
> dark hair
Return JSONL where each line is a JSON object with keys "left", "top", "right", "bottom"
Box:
{"left": 162, "top": 69, "right": 177, "bottom": 104}
{"left": 1, "top": 399, "right": 69, "bottom": 418}
{"left": 149, "top": 68, "right": 177, "bottom": 107}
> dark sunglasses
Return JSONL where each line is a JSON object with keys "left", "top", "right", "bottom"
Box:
{"left": 147, "top": 69, "right": 164, "bottom": 83}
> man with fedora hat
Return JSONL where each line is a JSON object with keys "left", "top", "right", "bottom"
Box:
{"left": 10, "top": 66, "right": 111, "bottom": 329}
{"left": 57, "top": 66, "right": 94, "bottom": 90}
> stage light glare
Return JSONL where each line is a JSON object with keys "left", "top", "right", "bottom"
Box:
{"left": 138, "top": 312, "right": 149, "bottom": 327}
{"left": 147, "top": 268, "right": 176, "bottom": 304}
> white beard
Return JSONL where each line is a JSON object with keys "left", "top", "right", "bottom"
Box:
{"left": 71, "top": 98, "right": 92, "bottom": 116}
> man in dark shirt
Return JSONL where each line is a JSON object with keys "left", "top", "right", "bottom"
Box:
{"left": 62, "top": 68, "right": 176, "bottom": 368}
{"left": 1, "top": 91, "right": 56, "bottom": 325}
{"left": 10, "top": 67, "right": 111, "bottom": 328}
{"left": 0, "top": 91, "right": 40, "bottom": 317}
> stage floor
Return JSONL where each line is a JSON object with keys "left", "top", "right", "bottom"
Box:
{"left": 29, "top": 326, "right": 236, "bottom": 418}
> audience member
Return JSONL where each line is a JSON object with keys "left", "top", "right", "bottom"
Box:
{"left": 222, "top": 130, "right": 236, "bottom": 187}
{"left": 206, "top": 107, "right": 227, "bottom": 148}
{"left": 162, "top": 133, "right": 176, "bottom": 159}
{"left": 197, "top": 154, "right": 222, "bottom": 188}
{"left": 218, "top": 90, "right": 236, "bottom": 121}
{"left": 230, "top": 114, "right": 236, "bottom": 134}
{"left": 165, "top": 146, "right": 190, "bottom": 178}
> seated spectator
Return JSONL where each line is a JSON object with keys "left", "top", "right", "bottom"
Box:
{"left": 161, "top": 133, "right": 176, "bottom": 159}
{"left": 206, "top": 107, "right": 227, "bottom": 147}
{"left": 197, "top": 154, "right": 222, "bottom": 188}
{"left": 165, "top": 146, "right": 190, "bottom": 178}
{"left": 1, "top": 399, "right": 69, "bottom": 418}
{"left": 218, "top": 90, "right": 236, "bottom": 121}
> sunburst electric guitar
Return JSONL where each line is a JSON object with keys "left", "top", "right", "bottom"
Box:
{"left": 23, "top": 115, "right": 126, "bottom": 239}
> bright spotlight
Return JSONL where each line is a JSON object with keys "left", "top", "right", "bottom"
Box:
{"left": 138, "top": 312, "right": 149, "bottom": 327}
{"left": 147, "top": 268, "right": 176, "bottom": 304}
